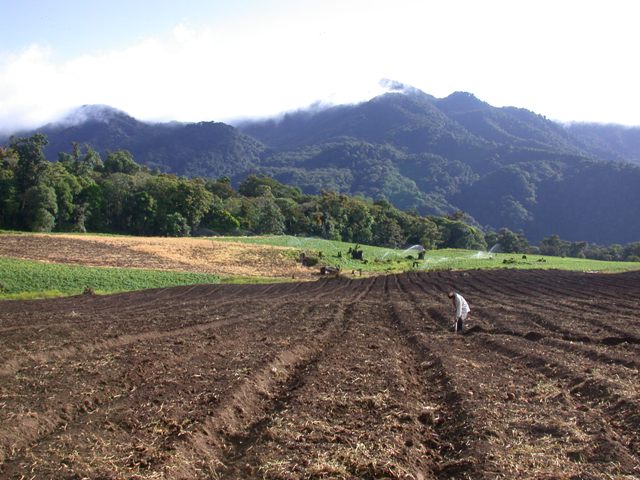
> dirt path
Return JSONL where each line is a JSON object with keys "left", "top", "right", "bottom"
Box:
{"left": 0, "top": 270, "right": 639, "bottom": 478}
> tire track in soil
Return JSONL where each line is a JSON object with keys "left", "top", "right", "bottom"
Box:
{"left": 542, "top": 337, "right": 640, "bottom": 370}
{"left": 456, "top": 314, "right": 640, "bottom": 371}
{"left": 466, "top": 315, "right": 640, "bottom": 387}
{"left": 211, "top": 302, "right": 354, "bottom": 479}
{"left": 455, "top": 271, "right": 640, "bottom": 345}
{"left": 3, "top": 296, "right": 336, "bottom": 476}
{"left": 222, "top": 299, "right": 449, "bottom": 479}
{"left": 0, "top": 280, "right": 315, "bottom": 348}
{"left": 394, "top": 274, "right": 448, "bottom": 332}
{"left": 390, "top": 273, "right": 512, "bottom": 477}
{"left": 159, "top": 300, "right": 355, "bottom": 479}
{"left": 192, "top": 274, "right": 459, "bottom": 479}
{"left": 398, "top": 274, "right": 453, "bottom": 331}
{"left": 0, "top": 280, "right": 367, "bottom": 378}
{"left": 385, "top": 296, "right": 477, "bottom": 479}
{"left": 453, "top": 331, "right": 640, "bottom": 477}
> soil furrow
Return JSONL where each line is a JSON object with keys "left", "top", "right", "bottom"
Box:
{"left": 474, "top": 335, "right": 640, "bottom": 460}
{"left": 2, "top": 269, "right": 639, "bottom": 478}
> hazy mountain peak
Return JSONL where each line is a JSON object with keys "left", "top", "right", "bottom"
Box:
{"left": 379, "top": 79, "right": 433, "bottom": 98}
{"left": 437, "top": 91, "right": 491, "bottom": 114}
{"left": 56, "top": 104, "right": 135, "bottom": 127}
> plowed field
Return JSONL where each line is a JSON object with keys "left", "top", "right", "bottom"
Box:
{"left": 1, "top": 269, "right": 639, "bottom": 479}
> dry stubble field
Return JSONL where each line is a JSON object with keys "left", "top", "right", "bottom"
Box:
{"left": 0, "top": 234, "right": 313, "bottom": 279}
{"left": 1, "top": 268, "right": 639, "bottom": 479}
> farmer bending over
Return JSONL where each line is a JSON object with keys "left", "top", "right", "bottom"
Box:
{"left": 448, "top": 291, "right": 470, "bottom": 333}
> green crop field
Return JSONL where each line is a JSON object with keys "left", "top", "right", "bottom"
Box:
{"left": 0, "top": 257, "right": 224, "bottom": 301}
{"left": 3, "top": 234, "right": 639, "bottom": 301}
{"left": 216, "top": 235, "right": 640, "bottom": 274}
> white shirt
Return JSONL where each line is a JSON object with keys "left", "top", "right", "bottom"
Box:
{"left": 454, "top": 293, "right": 470, "bottom": 320}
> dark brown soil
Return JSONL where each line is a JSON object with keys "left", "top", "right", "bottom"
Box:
{"left": 1, "top": 269, "right": 639, "bottom": 479}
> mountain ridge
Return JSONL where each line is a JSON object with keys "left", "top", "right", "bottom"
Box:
{"left": 3, "top": 89, "right": 640, "bottom": 244}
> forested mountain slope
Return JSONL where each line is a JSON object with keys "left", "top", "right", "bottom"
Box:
{"left": 4, "top": 90, "right": 640, "bottom": 244}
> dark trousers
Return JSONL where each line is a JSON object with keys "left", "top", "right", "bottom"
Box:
{"left": 456, "top": 317, "right": 464, "bottom": 332}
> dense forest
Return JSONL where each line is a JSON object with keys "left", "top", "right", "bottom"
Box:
{"left": 240, "top": 92, "right": 640, "bottom": 245}
{"left": 2, "top": 134, "right": 639, "bottom": 262}
{"left": 6, "top": 89, "right": 640, "bottom": 245}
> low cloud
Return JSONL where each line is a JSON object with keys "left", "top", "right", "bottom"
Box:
{"left": 0, "top": 21, "right": 386, "bottom": 134}
{"left": 379, "top": 79, "right": 423, "bottom": 96}
{"left": 2, "top": 1, "right": 639, "bottom": 134}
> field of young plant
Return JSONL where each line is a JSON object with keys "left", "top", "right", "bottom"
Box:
{"left": 0, "top": 257, "right": 222, "bottom": 300}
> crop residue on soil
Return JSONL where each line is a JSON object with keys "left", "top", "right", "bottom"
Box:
{"left": 0, "top": 233, "right": 312, "bottom": 279}
{"left": 1, "top": 269, "right": 639, "bottom": 478}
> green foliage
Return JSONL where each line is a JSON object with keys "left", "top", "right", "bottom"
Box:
{"left": 251, "top": 196, "right": 285, "bottom": 235}
{"left": 202, "top": 203, "right": 240, "bottom": 233}
{"left": 0, "top": 256, "right": 220, "bottom": 299}
{"left": 239, "top": 174, "right": 301, "bottom": 199}
{"left": 47, "top": 161, "right": 82, "bottom": 228}
{"left": 162, "top": 212, "right": 191, "bottom": 237}
{"left": 57, "top": 143, "right": 104, "bottom": 178}
{"left": 623, "top": 242, "right": 640, "bottom": 259}
{"left": 11, "top": 133, "right": 49, "bottom": 192}
{"left": 8, "top": 91, "right": 640, "bottom": 246}
{"left": 0, "top": 151, "right": 19, "bottom": 227}
{"left": 206, "top": 177, "right": 238, "bottom": 199}
{"left": 486, "top": 228, "right": 530, "bottom": 253}
{"left": 432, "top": 217, "right": 487, "bottom": 250}
{"left": 2, "top": 133, "right": 639, "bottom": 263}
{"left": 405, "top": 216, "right": 440, "bottom": 250}
{"left": 126, "top": 190, "right": 157, "bottom": 234}
{"left": 103, "top": 150, "right": 141, "bottom": 174}
{"left": 539, "top": 234, "right": 568, "bottom": 257}
{"left": 173, "top": 178, "right": 213, "bottom": 227}
{"left": 23, "top": 184, "right": 57, "bottom": 231}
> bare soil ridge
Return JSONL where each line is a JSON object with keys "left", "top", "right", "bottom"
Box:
{"left": 1, "top": 269, "right": 639, "bottom": 478}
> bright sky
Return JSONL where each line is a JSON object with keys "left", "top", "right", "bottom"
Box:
{"left": 1, "top": 0, "right": 639, "bottom": 133}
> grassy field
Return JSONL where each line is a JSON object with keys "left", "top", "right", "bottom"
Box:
{"left": 215, "top": 235, "right": 640, "bottom": 274}
{"left": 2, "top": 233, "right": 639, "bottom": 301}
{"left": 1, "top": 257, "right": 228, "bottom": 301}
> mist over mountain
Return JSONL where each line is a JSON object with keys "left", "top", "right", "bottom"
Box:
{"left": 4, "top": 89, "right": 640, "bottom": 244}
{"left": 15, "top": 106, "right": 265, "bottom": 178}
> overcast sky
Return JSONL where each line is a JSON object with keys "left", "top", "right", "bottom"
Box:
{"left": 1, "top": 0, "right": 639, "bottom": 133}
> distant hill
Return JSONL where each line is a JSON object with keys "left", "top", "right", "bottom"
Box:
{"left": 11, "top": 105, "right": 265, "bottom": 178}
{"left": 239, "top": 91, "right": 640, "bottom": 244}
{"left": 565, "top": 122, "right": 640, "bottom": 165}
{"left": 4, "top": 91, "right": 640, "bottom": 244}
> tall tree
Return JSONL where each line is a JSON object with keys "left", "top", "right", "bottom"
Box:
{"left": 23, "top": 184, "right": 58, "bottom": 231}
{"left": 12, "top": 134, "right": 49, "bottom": 193}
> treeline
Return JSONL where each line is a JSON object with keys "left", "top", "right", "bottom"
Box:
{"left": 1, "top": 134, "right": 639, "bottom": 262}
{"left": 0, "top": 134, "right": 486, "bottom": 249}
{"left": 485, "top": 229, "right": 640, "bottom": 262}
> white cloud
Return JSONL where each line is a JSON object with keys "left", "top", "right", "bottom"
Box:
{"left": 0, "top": 17, "right": 389, "bottom": 133}
{"left": 1, "top": 0, "right": 639, "bottom": 133}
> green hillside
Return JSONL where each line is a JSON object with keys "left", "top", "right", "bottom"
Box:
{"left": 217, "top": 235, "right": 640, "bottom": 274}
{"left": 4, "top": 89, "right": 640, "bottom": 244}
